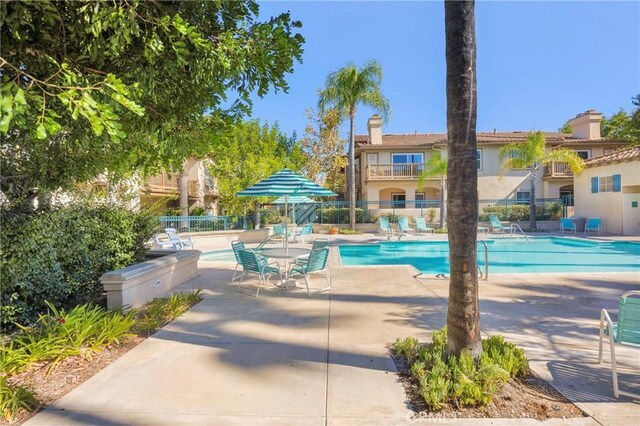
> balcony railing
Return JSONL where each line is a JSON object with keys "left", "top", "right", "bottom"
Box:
{"left": 543, "top": 162, "right": 573, "bottom": 178}
{"left": 144, "top": 173, "right": 198, "bottom": 197}
{"left": 366, "top": 163, "right": 426, "bottom": 180}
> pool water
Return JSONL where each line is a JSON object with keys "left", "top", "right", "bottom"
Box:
{"left": 338, "top": 237, "right": 640, "bottom": 274}
{"left": 200, "top": 249, "right": 236, "bottom": 262}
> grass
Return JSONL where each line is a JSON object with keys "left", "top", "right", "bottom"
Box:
{"left": 393, "top": 327, "right": 529, "bottom": 411}
{"left": 0, "top": 290, "right": 203, "bottom": 421}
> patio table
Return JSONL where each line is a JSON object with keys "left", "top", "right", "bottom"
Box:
{"left": 259, "top": 247, "right": 311, "bottom": 290}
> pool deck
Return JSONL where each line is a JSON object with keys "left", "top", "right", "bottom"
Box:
{"left": 26, "top": 233, "right": 640, "bottom": 425}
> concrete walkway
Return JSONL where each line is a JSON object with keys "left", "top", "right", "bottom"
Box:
{"left": 26, "top": 238, "right": 639, "bottom": 425}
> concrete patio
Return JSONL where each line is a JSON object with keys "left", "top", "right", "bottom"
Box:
{"left": 26, "top": 234, "right": 639, "bottom": 425}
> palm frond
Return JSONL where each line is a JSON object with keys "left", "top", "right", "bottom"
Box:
{"left": 542, "top": 148, "right": 585, "bottom": 173}
{"left": 418, "top": 151, "right": 447, "bottom": 189}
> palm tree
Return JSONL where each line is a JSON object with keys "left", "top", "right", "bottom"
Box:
{"left": 319, "top": 60, "right": 390, "bottom": 229}
{"left": 444, "top": 0, "right": 481, "bottom": 358}
{"left": 498, "top": 131, "right": 584, "bottom": 231}
{"left": 418, "top": 150, "right": 447, "bottom": 229}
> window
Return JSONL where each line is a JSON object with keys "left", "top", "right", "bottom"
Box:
{"left": 366, "top": 153, "right": 378, "bottom": 165}
{"left": 597, "top": 175, "right": 622, "bottom": 193}
{"left": 516, "top": 191, "right": 530, "bottom": 205}
{"left": 392, "top": 153, "right": 423, "bottom": 176}
{"left": 599, "top": 176, "right": 613, "bottom": 192}
{"left": 575, "top": 150, "right": 591, "bottom": 160}
{"left": 476, "top": 149, "right": 482, "bottom": 170}
{"left": 392, "top": 153, "right": 423, "bottom": 164}
{"left": 392, "top": 193, "right": 406, "bottom": 209}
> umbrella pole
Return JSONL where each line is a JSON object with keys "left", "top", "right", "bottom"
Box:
{"left": 284, "top": 195, "right": 289, "bottom": 253}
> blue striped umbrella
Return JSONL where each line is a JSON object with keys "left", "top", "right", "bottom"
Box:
{"left": 238, "top": 169, "right": 337, "bottom": 249}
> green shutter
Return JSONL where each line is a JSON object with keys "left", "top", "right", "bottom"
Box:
{"left": 613, "top": 174, "right": 621, "bottom": 192}
{"left": 591, "top": 177, "right": 599, "bottom": 193}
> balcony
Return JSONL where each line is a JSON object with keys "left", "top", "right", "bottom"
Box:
{"left": 543, "top": 162, "right": 573, "bottom": 178}
{"left": 144, "top": 173, "right": 198, "bottom": 197}
{"left": 366, "top": 163, "right": 425, "bottom": 180}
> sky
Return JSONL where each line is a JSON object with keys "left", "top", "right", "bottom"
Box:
{"left": 246, "top": 0, "right": 640, "bottom": 138}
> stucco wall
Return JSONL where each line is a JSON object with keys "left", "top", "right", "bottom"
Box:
{"left": 574, "top": 160, "right": 640, "bottom": 234}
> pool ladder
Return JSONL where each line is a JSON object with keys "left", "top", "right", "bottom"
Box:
{"left": 478, "top": 240, "right": 489, "bottom": 281}
{"left": 510, "top": 223, "right": 530, "bottom": 242}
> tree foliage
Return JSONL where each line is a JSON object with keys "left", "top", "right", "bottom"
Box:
{"left": 318, "top": 60, "right": 390, "bottom": 227}
{"left": 0, "top": 0, "right": 304, "bottom": 197}
{"left": 418, "top": 150, "right": 447, "bottom": 228}
{"left": 209, "top": 120, "right": 304, "bottom": 215}
{"left": 601, "top": 96, "right": 640, "bottom": 145}
{"left": 299, "top": 108, "right": 346, "bottom": 195}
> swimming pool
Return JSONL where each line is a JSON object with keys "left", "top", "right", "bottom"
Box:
{"left": 200, "top": 249, "right": 236, "bottom": 262}
{"left": 338, "top": 237, "right": 640, "bottom": 274}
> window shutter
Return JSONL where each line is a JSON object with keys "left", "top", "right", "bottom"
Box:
{"left": 591, "top": 177, "right": 599, "bottom": 193}
{"left": 612, "top": 174, "right": 621, "bottom": 192}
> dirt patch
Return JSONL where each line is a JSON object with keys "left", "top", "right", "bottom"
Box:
{"left": 392, "top": 351, "right": 587, "bottom": 420}
{"left": 3, "top": 336, "right": 144, "bottom": 426}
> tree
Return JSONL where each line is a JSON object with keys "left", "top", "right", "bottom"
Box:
{"left": 0, "top": 1, "right": 304, "bottom": 199}
{"left": 299, "top": 108, "right": 347, "bottom": 195}
{"left": 209, "top": 120, "right": 302, "bottom": 223}
{"left": 444, "top": 0, "right": 481, "bottom": 358}
{"left": 418, "top": 151, "right": 447, "bottom": 229}
{"left": 601, "top": 95, "right": 640, "bottom": 145}
{"left": 318, "top": 60, "right": 390, "bottom": 228}
{"left": 499, "top": 131, "right": 584, "bottom": 230}
{"left": 558, "top": 121, "right": 572, "bottom": 134}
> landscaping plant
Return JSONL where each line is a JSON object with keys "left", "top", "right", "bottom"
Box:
{"left": 393, "top": 327, "right": 529, "bottom": 411}
{"left": 0, "top": 376, "right": 37, "bottom": 422}
{"left": 133, "top": 291, "right": 203, "bottom": 336}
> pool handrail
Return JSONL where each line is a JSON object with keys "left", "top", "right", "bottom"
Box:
{"left": 478, "top": 240, "right": 489, "bottom": 280}
{"left": 511, "top": 223, "right": 529, "bottom": 242}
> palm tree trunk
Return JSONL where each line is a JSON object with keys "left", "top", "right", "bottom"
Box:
{"left": 439, "top": 176, "right": 446, "bottom": 229}
{"left": 348, "top": 111, "right": 356, "bottom": 229}
{"left": 529, "top": 169, "right": 536, "bottom": 231}
{"left": 444, "top": 0, "right": 481, "bottom": 358}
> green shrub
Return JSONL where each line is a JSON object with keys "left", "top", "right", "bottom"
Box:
{"left": 318, "top": 208, "right": 365, "bottom": 224}
{"left": 338, "top": 228, "right": 362, "bottom": 235}
{"left": 479, "top": 204, "right": 552, "bottom": 222}
{"left": 260, "top": 208, "right": 281, "bottom": 225}
{"left": 393, "top": 327, "right": 529, "bottom": 411}
{"left": 378, "top": 213, "right": 399, "bottom": 223}
{"left": 133, "top": 290, "right": 203, "bottom": 336}
{"left": 546, "top": 202, "right": 562, "bottom": 220}
{"left": 0, "top": 376, "right": 37, "bottom": 422}
{"left": 0, "top": 204, "right": 157, "bottom": 330}
{"left": 190, "top": 207, "right": 206, "bottom": 216}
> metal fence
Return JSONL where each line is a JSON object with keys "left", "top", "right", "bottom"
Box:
{"left": 158, "top": 215, "right": 245, "bottom": 233}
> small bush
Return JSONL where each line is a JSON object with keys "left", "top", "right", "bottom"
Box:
{"left": 393, "top": 327, "right": 528, "bottom": 411}
{"left": 0, "top": 204, "right": 157, "bottom": 330}
{"left": 0, "top": 376, "right": 37, "bottom": 422}
{"left": 190, "top": 207, "right": 206, "bottom": 216}
{"left": 318, "top": 208, "right": 365, "bottom": 224}
{"left": 479, "top": 205, "right": 553, "bottom": 222}
{"left": 378, "top": 213, "right": 399, "bottom": 223}
{"left": 133, "top": 291, "right": 203, "bottom": 336}
{"left": 338, "top": 228, "right": 362, "bottom": 235}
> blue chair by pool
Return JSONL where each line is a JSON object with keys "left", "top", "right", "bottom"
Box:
{"left": 293, "top": 224, "right": 313, "bottom": 243}
{"left": 489, "top": 215, "right": 513, "bottom": 234}
{"left": 378, "top": 216, "right": 395, "bottom": 238}
{"left": 414, "top": 217, "right": 435, "bottom": 235}
{"left": 295, "top": 238, "right": 329, "bottom": 266}
{"left": 237, "top": 249, "right": 283, "bottom": 297}
{"left": 585, "top": 217, "right": 602, "bottom": 235}
{"left": 560, "top": 218, "right": 576, "bottom": 234}
{"left": 272, "top": 224, "right": 286, "bottom": 239}
{"left": 599, "top": 291, "right": 640, "bottom": 398}
{"left": 288, "top": 247, "right": 331, "bottom": 295}
{"left": 398, "top": 216, "right": 416, "bottom": 235}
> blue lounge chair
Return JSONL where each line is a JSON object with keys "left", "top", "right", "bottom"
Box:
{"left": 237, "top": 249, "right": 282, "bottom": 297}
{"left": 288, "top": 247, "right": 331, "bottom": 295}
{"left": 378, "top": 216, "right": 395, "bottom": 238}
{"left": 272, "top": 224, "right": 285, "bottom": 239}
{"left": 489, "top": 215, "right": 513, "bottom": 234}
{"left": 585, "top": 217, "right": 602, "bottom": 235}
{"left": 599, "top": 291, "right": 640, "bottom": 398}
{"left": 293, "top": 224, "right": 313, "bottom": 243}
{"left": 414, "top": 217, "right": 435, "bottom": 235}
{"left": 398, "top": 216, "right": 415, "bottom": 235}
{"left": 560, "top": 218, "right": 576, "bottom": 234}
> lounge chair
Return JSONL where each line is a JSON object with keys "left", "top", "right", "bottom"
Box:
{"left": 414, "top": 217, "right": 435, "bottom": 235}
{"left": 271, "top": 224, "right": 286, "bottom": 240}
{"left": 237, "top": 249, "right": 283, "bottom": 297}
{"left": 378, "top": 216, "right": 395, "bottom": 238}
{"left": 398, "top": 216, "right": 416, "bottom": 235}
{"left": 293, "top": 224, "right": 313, "bottom": 243}
{"left": 166, "top": 230, "right": 195, "bottom": 250}
{"left": 288, "top": 247, "right": 331, "bottom": 295}
{"left": 598, "top": 291, "right": 640, "bottom": 398}
{"left": 585, "top": 217, "right": 602, "bottom": 235}
{"left": 560, "top": 218, "right": 576, "bottom": 234}
{"left": 488, "top": 215, "right": 513, "bottom": 234}
{"left": 151, "top": 235, "right": 176, "bottom": 250}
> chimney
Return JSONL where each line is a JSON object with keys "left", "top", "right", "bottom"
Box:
{"left": 367, "top": 114, "right": 383, "bottom": 145}
{"left": 568, "top": 110, "right": 603, "bottom": 139}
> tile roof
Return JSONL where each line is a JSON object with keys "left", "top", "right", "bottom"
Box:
{"left": 583, "top": 146, "right": 640, "bottom": 168}
{"left": 355, "top": 132, "right": 626, "bottom": 149}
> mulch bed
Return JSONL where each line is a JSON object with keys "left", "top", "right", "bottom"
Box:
{"left": 391, "top": 350, "right": 587, "bottom": 420}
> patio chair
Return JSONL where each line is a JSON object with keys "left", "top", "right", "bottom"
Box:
{"left": 378, "top": 216, "right": 395, "bottom": 238}
{"left": 166, "top": 231, "right": 195, "bottom": 250}
{"left": 151, "top": 235, "right": 176, "bottom": 250}
{"left": 560, "top": 218, "right": 576, "bottom": 234}
{"left": 288, "top": 247, "right": 331, "bottom": 296}
{"left": 398, "top": 216, "right": 416, "bottom": 235}
{"left": 293, "top": 224, "right": 313, "bottom": 243}
{"left": 232, "top": 240, "right": 278, "bottom": 281}
{"left": 295, "top": 238, "right": 329, "bottom": 266}
{"left": 237, "top": 249, "right": 283, "bottom": 297}
{"left": 585, "top": 217, "right": 602, "bottom": 235}
{"left": 598, "top": 291, "right": 640, "bottom": 398}
{"left": 488, "top": 215, "right": 513, "bottom": 234}
{"left": 414, "top": 217, "right": 435, "bottom": 235}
